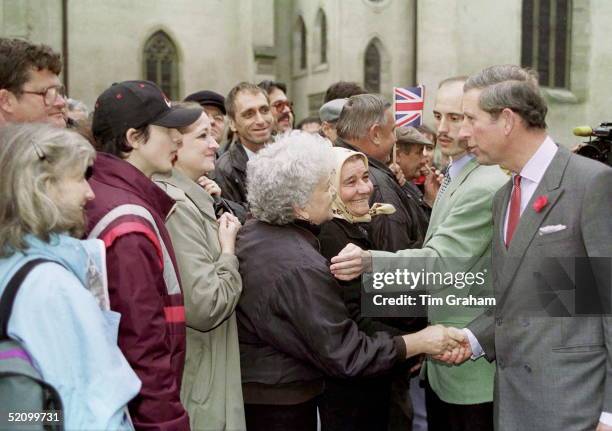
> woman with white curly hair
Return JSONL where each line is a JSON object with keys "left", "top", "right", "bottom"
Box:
{"left": 235, "top": 132, "right": 463, "bottom": 431}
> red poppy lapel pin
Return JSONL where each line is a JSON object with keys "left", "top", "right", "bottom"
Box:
{"left": 533, "top": 195, "right": 548, "bottom": 213}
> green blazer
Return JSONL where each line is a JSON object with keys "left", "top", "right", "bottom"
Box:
{"left": 371, "top": 158, "right": 508, "bottom": 404}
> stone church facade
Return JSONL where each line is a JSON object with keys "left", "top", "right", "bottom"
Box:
{"left": 1, "top": 0, "right": 610, "bottom": 146}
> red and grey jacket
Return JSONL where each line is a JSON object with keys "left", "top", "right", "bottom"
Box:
{"left": 85, "top": 153, "right": 189, "bottom": 431}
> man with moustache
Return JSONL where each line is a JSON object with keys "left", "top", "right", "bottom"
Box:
{"left": 0, "top": 38, "right": 67, "bottom": 127}
{"left": 447, "top": 64, "right": 611, "bottom": 431}
{"left": 214, "top": 82, "right": 274, "bottom": 205}
{"left": 330, "top": 77, "right": 508, "bottom": 431}
{"left": 258, "top": 80, "right": 294, "bottom": 135}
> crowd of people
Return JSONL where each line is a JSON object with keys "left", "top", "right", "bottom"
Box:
{"left": 0, "top": 36, "right": 610, "bottom": 431}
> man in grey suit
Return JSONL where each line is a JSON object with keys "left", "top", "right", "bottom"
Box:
{"left": 441, "top": 64, "right": 612, "bottom": 430}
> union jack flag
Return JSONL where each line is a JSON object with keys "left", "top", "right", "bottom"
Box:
{"left": 394, "top": 85, "right": 425, "bottom": 128}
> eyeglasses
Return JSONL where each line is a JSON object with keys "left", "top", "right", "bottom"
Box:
{"left": 271, "top": 100, "right": 293, "bottom": 113}
{"left": 21, "top": 85, "right": 66, "bottom": 106}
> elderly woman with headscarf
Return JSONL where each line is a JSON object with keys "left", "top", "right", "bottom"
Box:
{"left": 317, "top": 147, "right": 424, "bottom": 431}
{"left": 235, "top": 132, "right": 464, "bottom": 431}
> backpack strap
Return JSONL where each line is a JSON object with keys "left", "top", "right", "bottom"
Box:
{"left": 0, "top": 258, "right": 52, "bottom": 340}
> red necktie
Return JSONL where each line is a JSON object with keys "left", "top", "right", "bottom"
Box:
{"left": 505, "top": 175, "right": 522, "bottom": 247}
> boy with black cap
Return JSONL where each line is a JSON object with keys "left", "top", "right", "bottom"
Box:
{"left": 85, "top": 80, "right": 202, "bottom": 431}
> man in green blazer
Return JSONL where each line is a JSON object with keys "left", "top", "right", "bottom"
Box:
{"left": 330, "top": 76, "right": 507, "bottom": 430}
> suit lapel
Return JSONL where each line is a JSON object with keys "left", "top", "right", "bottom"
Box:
{"left": 497, "top": 147, "right": 571, "bottom": 291}
{"left": 425, "top": 159, "right": 479, "bottom": 242}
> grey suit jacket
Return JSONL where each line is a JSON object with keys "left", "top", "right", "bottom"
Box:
{"left": 468, "top": 146, "right": 612, "bottom": 430}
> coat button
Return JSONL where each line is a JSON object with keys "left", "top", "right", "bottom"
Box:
{"left": 521, "top": 318, "right": 530, "bottom": 327}
{"left": 498, "top": 359, "right": 505, "bottom": 369}
{"left": 496, "top": 318, "right": 503, "bottom": 326}
{"left": 524, "top": 364, "right": 532, "bottom": 373}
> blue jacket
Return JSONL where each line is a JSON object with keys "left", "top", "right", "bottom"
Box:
{"left": 0, "top": 234, "right": 141, "bottom": 430}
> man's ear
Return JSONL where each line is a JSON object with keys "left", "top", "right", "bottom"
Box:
{"left": 229, "top": 118, "right": 237, "bottom": 133}
{"left": 369, "top": 123, "right": 381, "bottom": 145}
{"left": 501, "top": 108, "right": 515, "bottom": 136}
{"left": 0, "top": 89, "right": 15, "bottom": 113}
{"left": 125, "top": 128, "right": 142, "bottom": 150}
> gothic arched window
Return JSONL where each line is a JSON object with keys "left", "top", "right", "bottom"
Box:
{"left": 314, "top": 9, "right": 328, "bottom": 65}
{"left": 364, "top": 39, "right": 382, "bottom": 93}
{"left": 293, "top": 16, "right": 307, "bottom": 71}
{"left": 143, "top": 31, "right": 179, "bottom": 99}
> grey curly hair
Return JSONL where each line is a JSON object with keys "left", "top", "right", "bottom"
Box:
{"left": 247, "top": 131, "right": 334, "bottom": 225}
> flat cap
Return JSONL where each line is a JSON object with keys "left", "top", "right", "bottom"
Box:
{"left": 395, "top": 126, "right": 433, "bottom": 146}
{"left": 319, "top": 98, "right": 348, "bottom": 123}
{"left": 184, "top": 90, "right": 226, "bottom": 115}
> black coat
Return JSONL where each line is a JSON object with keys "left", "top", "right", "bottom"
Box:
{"left": 213, "top": 140, "right": 249, "bottom": 205}
{"left": 235, "top": 219, "right": 406, "bottom": 405}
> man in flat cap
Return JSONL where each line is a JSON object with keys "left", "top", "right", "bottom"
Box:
{"left": 319, "top": 98, "right": 347, "bottom": 144}
{"left": 184, "top": 90, "right": 227, "bottom": 145}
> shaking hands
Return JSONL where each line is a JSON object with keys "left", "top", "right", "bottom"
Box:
{"left": 402, "top": 325, "right": 472, "bottom": 365}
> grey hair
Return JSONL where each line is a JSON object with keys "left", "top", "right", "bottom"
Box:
{"left": 336, "top": 94, "right": 391, "bottom": 140}
{"left": 0, "top": 123, "right": 95, "bottom": 256}
{"left": 247, "top": 131, "right": 334, "bottom": 225}
{"left": 464, "top": 64, "right": 547, "bottom": 129}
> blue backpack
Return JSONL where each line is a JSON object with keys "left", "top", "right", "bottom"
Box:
{"left": 0, "top": 259, "right": 63, "bottom": 430}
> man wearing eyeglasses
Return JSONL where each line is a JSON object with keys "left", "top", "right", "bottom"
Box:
{"left": 258, "top": 80, "right": 294, "bottom": 135}
{"left": 0, "top": 38, "right": 67, "bottom": 128}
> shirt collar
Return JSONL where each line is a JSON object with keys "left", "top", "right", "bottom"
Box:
{"left": 243, "top": 144, "right": 257, "bottom": 160}
{"left": 448, "top": 153, "right": 475, "bottom": 179}
{"left": 518, "top": 136, "right": 558, "bottom": 183}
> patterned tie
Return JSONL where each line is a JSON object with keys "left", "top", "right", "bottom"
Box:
{"left": 434, "top": 170, "right": 452, "bottom": 206}
{"left": 505, "top": 175, "right": 522, "bottom": 247}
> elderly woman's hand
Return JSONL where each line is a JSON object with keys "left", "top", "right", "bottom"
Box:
{"left": 330, "top": 243, "right": 372, "bottom": 280}
{"left": 198, "top": 176, "right": 222, "bottom": 197}
{"left": 217, "top": 212, "right": 241, "bottom": 254}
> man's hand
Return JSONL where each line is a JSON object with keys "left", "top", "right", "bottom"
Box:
{"left": 197, "top": 176, "right": 222, "bottom": 197}
{"left": 423, "top": 167, "right": 444, "bottom": 207}
{"left": 330, "top": 243, "right": 372, "bottom": 281}
{"left": 389, "top": 162, "right": 407, "bottom": 186}
{"left": 431, "top": 327, "right": 472, "bottom": 365}
{"left": 596, "top": 421, "right": 612, "bottom": 431}
{"left": 403, "top": 324, "right": 466, "bottom": 357}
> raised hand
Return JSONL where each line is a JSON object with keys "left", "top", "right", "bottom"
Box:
{"left": 330, "top": 243, "right": 372, "bottom": 281}
{"left": 388, "top": 162, "right": 407, "bottom": 186}
{"left": 217, "top": 212, "right": 241, "bottom": 254}
{"left": 197, "top": 175, "right": 222, "bottom": 197}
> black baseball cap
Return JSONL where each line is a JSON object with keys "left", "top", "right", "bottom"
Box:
{"left": 92, "top": 80, "right": 202, "bottom": 139}
{"left": 183, "top": 90, "right": 226, "bottom": 115}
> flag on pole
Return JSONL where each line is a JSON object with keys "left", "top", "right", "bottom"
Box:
{"left": 394, "top": 85, "right": 425, "bottom": 128}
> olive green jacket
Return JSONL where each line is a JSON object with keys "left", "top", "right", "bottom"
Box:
{"left": 371, "top": 159, "right": 507, "bottom": 404}
{"left": 155, "top": 170, "right": 245, "bottom": 430}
